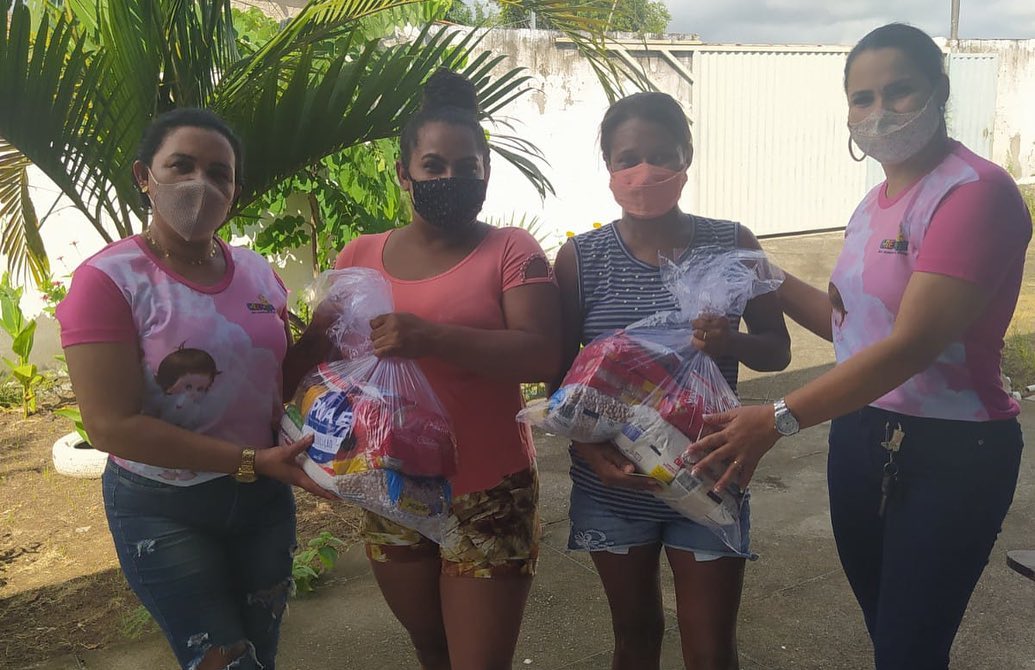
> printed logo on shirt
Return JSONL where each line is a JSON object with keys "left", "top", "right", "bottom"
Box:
{"left": 246, "top": 295, "right": 277, "bottom": 314}
{"left": 878, "top": 232, "right": 909, "bottom": 255}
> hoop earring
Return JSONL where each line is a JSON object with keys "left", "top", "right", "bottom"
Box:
{"left": 848, "top": 136, "right": 867, "bottom": 162}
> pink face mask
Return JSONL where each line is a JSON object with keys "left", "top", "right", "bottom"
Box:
{"left": 148, "top": 170, "right": 231, "bottom": 242}
{"left": 609, "top": 163, "right": 688, "bottom": 219}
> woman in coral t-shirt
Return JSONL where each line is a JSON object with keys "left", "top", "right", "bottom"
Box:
{"left": 332, "top": 70, "right": 561, "bottom": 670}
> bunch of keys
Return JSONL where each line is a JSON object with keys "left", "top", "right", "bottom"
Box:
{"left": 878, "top": 422, "right": 904, "bottom": 518}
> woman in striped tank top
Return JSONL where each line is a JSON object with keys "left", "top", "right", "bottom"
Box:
{"left": 554, "top": 92, "right": 791, "bottom": 669}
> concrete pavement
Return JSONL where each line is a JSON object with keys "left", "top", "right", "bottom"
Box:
{"left": 33, "top": 406, "right": 1035, "bottom": 670}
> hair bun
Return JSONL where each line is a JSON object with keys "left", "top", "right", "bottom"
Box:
{"left": 421, "top": 69, "right": 480, "bottom": 115}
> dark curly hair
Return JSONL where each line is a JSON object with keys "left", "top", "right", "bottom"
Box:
{"left": 399, "top": 69, "right": 490, "bottom": 168}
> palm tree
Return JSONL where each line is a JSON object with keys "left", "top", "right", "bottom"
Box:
{"left": 0, "top": 0, "right": 648, "bottom": 285}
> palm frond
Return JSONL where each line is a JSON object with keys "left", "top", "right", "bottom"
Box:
{"left": 160, "top": 0, "right": 239, "bottom": 106}
{"left": 0, "top": 141, "right": 49, "bottom": 286}
{"left": 61, "top": 0, "right": 103, "bottom": 46}
{"left": 485, "top": 210, "right": 559, "bottom": 256}
{"left": 218, "top": 0, "right": 428, "bottom": 100}
{"left": 487, "top": 132, "right": 553, "bottom": 198}
{"left": 0, "top": 0, "right": 133, "bottom": 240}
{"left": 218, "top": 22, "right": 527, "bottom": 207}
{"left": 2, "top": 0, "right": 648, "bottom": 265}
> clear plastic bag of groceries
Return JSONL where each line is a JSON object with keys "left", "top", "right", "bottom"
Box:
{"left": 284, "top": 268, "right": 457, "bottom": 542}
{"left": 518, "top": 246, "right": 783, "bottom": 552}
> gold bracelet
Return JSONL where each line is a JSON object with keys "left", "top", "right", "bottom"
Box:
{"left": 234, "top": 448, "right": 258, "bottom": 483}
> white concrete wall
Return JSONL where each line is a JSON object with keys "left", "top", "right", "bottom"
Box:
{"left": 5, "top": 167, "right": 114, "bottom": 369}
{"left": 959, "top": 39, "right": 1035, "bottom": 179}
{"left": 476, "top": 30, "right": 696, "bottom": 246}
{"left": 477, "top": 32, "right": 1027, "bottom": 239}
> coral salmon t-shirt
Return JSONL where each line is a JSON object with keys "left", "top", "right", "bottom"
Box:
{"left": 335, "top": 227, "right": 554, "bottom": 495}
{"left": 56, "top": 237, "right": 289, "bottom": 485}
{"left": 829, "top": 141, "right": 1032, "bottom": 421}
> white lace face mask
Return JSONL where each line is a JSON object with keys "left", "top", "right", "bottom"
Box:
{"left": 848, "top": 94, "right": 942, "bottom": 165}
{"left": 148, "top": 170, "right": 231, "bottom": 241}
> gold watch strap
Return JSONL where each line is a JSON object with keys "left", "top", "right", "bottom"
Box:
{"left": 235, "top": 448, "right": 257, "bottom": 482}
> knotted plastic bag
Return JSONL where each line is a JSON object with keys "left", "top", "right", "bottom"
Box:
{"left": 519, "top": 247, "right": 783, "bottom": 553}
{"left": 287, "top": 268, "right": 457, "bottom": 542}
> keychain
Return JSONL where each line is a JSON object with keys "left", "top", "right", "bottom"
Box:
{"left": 878, "top": 423, "right": 904, "bottom": 518}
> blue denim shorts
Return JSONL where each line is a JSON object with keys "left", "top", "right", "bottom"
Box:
{"left": 102, "top": 460, "right": 296, "bottom": 670}
{"left": 567, "top": 484, "right": 752, "bottom": 561}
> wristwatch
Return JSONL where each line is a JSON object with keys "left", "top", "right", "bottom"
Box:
{"left": 773, "top": 399, "right": 800, "bottom": 437}
{"left": 234, "top": 448, "right": 258, "bottom": 483}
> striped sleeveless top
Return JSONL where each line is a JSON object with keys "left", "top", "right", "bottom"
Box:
{"left": 570, "top": 216, "right": 741, "bottom": 521}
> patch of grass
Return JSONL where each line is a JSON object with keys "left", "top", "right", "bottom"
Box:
{"left": 120, "top": 605, "right": 158, "bottom": 640}
{"left": 0, "top": 378, "right": 22, "bottom": 408}
{"left": 1020, "top": 184, "right": 1035, "bottom": 216}
{"left": 39, "top": 462, "right": 57, "bottom": 483}
{"left": 1002, "top": 331, "right": 1035, "bottom": 392}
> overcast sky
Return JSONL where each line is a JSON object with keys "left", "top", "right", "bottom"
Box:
{"left": 662, "top": 0, "right": 1035, "bottom": 44}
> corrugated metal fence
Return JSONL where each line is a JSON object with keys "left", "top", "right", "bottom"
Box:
{"left": 675, "top": 45, "right": 998, "bottom": 236}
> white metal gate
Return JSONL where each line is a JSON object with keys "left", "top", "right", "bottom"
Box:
{"left": 686, "top": 46, "right": 1000, "bottom": 236}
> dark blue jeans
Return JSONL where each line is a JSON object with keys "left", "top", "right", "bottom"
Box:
{"left": 102, "top": 460, "right": 297, "bottom": 669}
{"left": 828, "top": 407, "right": 1023, "bottom": 670}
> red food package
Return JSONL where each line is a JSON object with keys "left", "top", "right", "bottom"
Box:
{"left": 561, "top": 331, "right": 685, "bottom": 405}
{"left": 352, "top": 392, "right": 458, "bottom": 478}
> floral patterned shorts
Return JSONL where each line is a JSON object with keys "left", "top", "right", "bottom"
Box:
{"left": 362, "top": 467, "right": 540, "bottom": 579}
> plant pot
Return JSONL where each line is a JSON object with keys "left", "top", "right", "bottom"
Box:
{"left": 52, "top": 431, "right": 107, "bottom": 479}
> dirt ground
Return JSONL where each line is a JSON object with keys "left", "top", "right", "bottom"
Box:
{"left": 0, "top": 411, "right": 362, "bottom": 669}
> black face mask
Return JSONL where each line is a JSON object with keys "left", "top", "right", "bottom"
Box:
{"left": 409, "top": 177, "right": 487, "bottom": 230}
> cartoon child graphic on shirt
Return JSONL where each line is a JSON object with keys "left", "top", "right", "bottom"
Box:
{"left": 151, "top": 345, "right": 222, "bottom": 429}
{"left": 829, "top": 282, "right": 847, "bottom": 328}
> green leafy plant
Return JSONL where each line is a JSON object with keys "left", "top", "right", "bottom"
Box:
{"left": 0, "top": 272, "right": 43, "bottom": 416}
{"left": 293, "top": 531, "right": 346, "bottom": 594}
{"left": 496, "top": 0, "right": 671, "bottom": 33}
{"left": 230, "top": 138, "right": 409, "bottom": 272}
{"left": 1, "top": 0, "right": 647, "bottom": 282}
{"left": 38, "top": 274, "right": 68, "bottom": 318}
{"left": 444, "top": 0, "right": 497, "bottom": 25}
{"left": 54, "top": 405, "right": 89, "bottom": 445}
{"left": 288, "top": 296, "right": 315, "bottom": 342}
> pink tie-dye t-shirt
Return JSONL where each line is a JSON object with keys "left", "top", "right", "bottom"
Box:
{"left": 829, "top": 141, "right": 1032, "bottom": 421}
{"left": 56, "top": 237, "right": 289, "bottom": 485}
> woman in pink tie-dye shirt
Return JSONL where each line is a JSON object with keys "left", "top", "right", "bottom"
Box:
{"left": 58, "top": 109, "right": 334, "bottom": 670}
{"left": 689, "top": 24, "right": 1031, "bottom": 669}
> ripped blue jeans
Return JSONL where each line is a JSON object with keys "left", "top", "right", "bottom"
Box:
{"left": 102, "top": 460, "right": 296, "bottom": 669}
